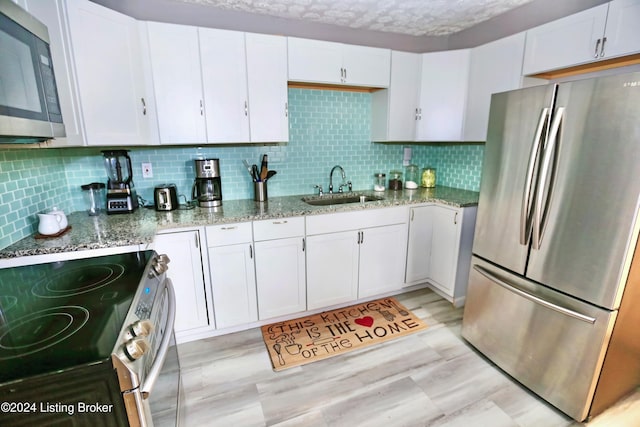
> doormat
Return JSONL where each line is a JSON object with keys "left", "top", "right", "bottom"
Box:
{"left": 260, "top": 297, "right": 427, "bottom": 371}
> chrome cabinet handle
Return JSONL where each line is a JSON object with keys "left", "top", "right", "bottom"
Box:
{"left": 249, "top": 244, "right": 253, "bottom": 259}
{"left": 600, "top": 36, "right": 607, "bottom": 57}
{"left": 454, "top": 212, "right": 458, "bottom": 225}
{"left": 473, "top": 265, "right": 596, "bottom": 324}
{"left": 141, "top": 98, "right": 146, "bottom": 115}
{"left": 594, "top": 38, "right": 601, "bottom": 58}
{"left": 195, "top": 232, "right": 199, "bottom": 249}
{"left": 272, "top": 220, "right": 288, "bottom": 225}
{"left": 200, "top": 100, "right": 204, "bottom": 115}
{"left": 285, "top": 102, "right": 288, "bottom": 118}
{"left": 302, "top": 237, "right": 305, "bottom": 252}
{"left": 221, "top": 226, "right": 237, "bottom": 230}
{"left": 244, "top": 100, "right": 248, "bottom": 116}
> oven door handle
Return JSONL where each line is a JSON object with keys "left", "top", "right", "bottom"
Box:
{"left": 141, "top": 278, "right": 176, "bottom": 398}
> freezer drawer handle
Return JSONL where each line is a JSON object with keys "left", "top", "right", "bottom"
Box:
{"left": 473, "top": 265, "right": 596, "bottom": 324}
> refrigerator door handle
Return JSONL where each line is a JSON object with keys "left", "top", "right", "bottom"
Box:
{"left": 520, "top": 107, "right": 550, "bottom": 245}
{"left": 533, "top": 107, "right": 565, "bottom": 250}
{"left": 473, "top": 264, "right": 596, "bottom": 324}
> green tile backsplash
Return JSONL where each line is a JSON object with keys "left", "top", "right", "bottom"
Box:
{"left": 0, "top": 88, "right": 483, "bottom": 249}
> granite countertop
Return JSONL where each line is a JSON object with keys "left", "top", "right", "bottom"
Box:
{"left": 0, "top": 186, "right": 478, "bottom": 260}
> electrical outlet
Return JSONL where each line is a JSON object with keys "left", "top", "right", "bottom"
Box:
{"left": 141, "top": 163, "right": 153, "bottom": 178}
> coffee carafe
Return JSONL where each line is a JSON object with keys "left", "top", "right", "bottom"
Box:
{"left": 102, "top": 150, "right": 138, "bottom": 214}
{"left": 192, "top": 159, "right": 222, "bottom": 208}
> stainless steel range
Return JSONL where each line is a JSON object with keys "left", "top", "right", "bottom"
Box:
{"left": 0, "top": 250, "right": 183, "bottom": 426}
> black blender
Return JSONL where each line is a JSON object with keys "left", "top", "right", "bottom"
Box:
{"left": 102, "top": 150, "right": 138, "bottom": 214}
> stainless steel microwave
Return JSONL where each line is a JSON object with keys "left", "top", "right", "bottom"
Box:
{"left": 0, "top": 1, "right": 65, "bottom": 142}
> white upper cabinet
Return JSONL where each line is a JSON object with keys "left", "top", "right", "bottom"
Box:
{"left": 22, "top": 0, "right": 83, "bottom": 146}
{"left": 523, "top": 0, "right": 640, "bottom": 75}
{"left": 464, "top": 32, "right": 526, "bottom": 141}
{"left": 601, "top": 0, "right": 640, "bottom": 59}
{"left": 145, "top": 22, "right": 206, "bottom": 144}
{"left": 245, "top": 33, "right": 289, "bottom": 143}
{"left": 199, "top": 28, "right": 250, "bottom": 143}
{"left": 288, "top": 37, "right": 391, "bottom": 87}
{"left": 416, "top": 49, "right": 470, "bottom": 141}
{"left": 66, "top": 0, "right": 151, "bottom": 145}
{"left": 371, "top": 51, "right": 421, "bottom": 141}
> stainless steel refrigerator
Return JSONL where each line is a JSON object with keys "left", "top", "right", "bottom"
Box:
{"left": 461, "top": 71, "right": 640, "bottom": 422}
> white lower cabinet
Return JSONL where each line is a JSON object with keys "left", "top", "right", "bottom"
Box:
{"left": 206, "top": 222, "right": 258, "bottom": 329}
{"left": 253, "top": 217, "right": 306, "bottom": 319}
{"left": 405, "top": 204, "right": 477, "bottom": 307}
{"left": 153, "top": 228, "right": 211, "bottom": 333}
{"left": 306, "top": 207, "right": 408, "bottom": 309}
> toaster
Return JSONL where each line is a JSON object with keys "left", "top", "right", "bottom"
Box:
{"left": 154, "top": 184, "right": 179, "bottom": 211}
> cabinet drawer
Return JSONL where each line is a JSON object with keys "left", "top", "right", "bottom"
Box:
{"left": 253, "top": 216, "right": 304, "bottom": 241}
{"left": 206, "top": 222, "right": 252, "bottom": 246}
{"left": 306, "top": 206, "right": 408, "bottom": 235}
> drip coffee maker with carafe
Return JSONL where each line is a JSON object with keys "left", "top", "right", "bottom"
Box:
{"left": 192, "top": 159, "right": 222, "bottom": 208}
{"left": 102, "top": 150, "right": 138, "bottom": 214}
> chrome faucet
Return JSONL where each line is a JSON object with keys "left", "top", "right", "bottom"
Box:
{"left": 329, "top": 165, "right": 346, "bottom": 194}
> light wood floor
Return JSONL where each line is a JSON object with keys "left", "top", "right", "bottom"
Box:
{"left": 177, "top": 288, "right": 640, "bottom": 426}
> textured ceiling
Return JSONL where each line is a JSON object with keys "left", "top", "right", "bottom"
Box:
{"left": 174, "top": 0, "right": 536, "bottom": 36}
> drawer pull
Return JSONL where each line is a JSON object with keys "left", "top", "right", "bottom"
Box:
{"left": 221, "top": 226, "right": 237, "bottom": 231}
{"left": 272, "top": 220, "right": 288, "bottom": 225}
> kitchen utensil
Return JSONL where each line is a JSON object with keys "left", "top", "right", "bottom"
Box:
{"left": 154, "top": 184, "right": 179, "bottom": 211}
{"left": 81, "top": 182, "right": 105, "bottom": 216}
{"left": 266, "top": 170, "right": 277, "bottom": 180}
{"left": 260, "top": 154, "right": 268, "bottom": 181}
{"left": 242, "top": 160, "right": 254, "bottom": 180}
{"left": 252, "top": 164, "right": 260, "bottom": 182}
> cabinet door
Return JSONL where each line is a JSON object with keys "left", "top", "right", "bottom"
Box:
{"left": 601, "top": 0, "right": 640, "bottom": 59}
{"left": 254, "top": 237, "right": 306, "bottom": 319}
{"left": 24, "top": 0, "right": 84, "bottom": 146}
{"left": 146, "top": 22, "right": 206, "bottom": 144}
{"left": 208, "top": 243, "right": 257, "bottom": 329}
{"left": 287, "top": 37, "right": 343, "bottom": 84}
{"left": 416, "top": 49, "right": 470, "bottom": 141}
{"left": 66, "top": 0, "right": 149, "bottom": 145}
{"left": 429, "top": 206, "right": 460, "bottom": 295}
{"left": 199, "top": 28, "right": 250, "bottom": 143}
{"left": 153, "top": 230, "right": 209, "bottom": 332}
{"left": 464, "top": 33, "right": 526, "bottom": 141}
{"left": 306, "top": 231, "right": 359, "bottom": 310}
{"left": 245, "top": 33, "right": 289, "bottom": 142}
{"left": 405, "top": 206, "right": 433, "bottom": 284}
{"left": 358, "top": 223, "right": 408, "bottom": 298}
{"left": 522, "top": 4, "right": 608, "bottom": 75}
{"left": 342, "top": 44, "right": 391, "bottom": 87}
{"left": 372, "top": 51, "right": 421, "bottom": 141}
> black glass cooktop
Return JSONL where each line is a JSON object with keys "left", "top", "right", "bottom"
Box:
{"left": 0, "top": 251, "right": 153, "bottom": 385}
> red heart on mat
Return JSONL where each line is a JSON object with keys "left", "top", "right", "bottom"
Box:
{"left": 355, "top": 316, "right": 374, "bottom": 327}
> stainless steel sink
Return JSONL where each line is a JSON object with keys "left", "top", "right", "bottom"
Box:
{"left": 301, "top": 194, "right": 384, "bottom": 206}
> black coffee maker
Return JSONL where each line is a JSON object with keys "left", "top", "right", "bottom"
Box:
{"left": 192, "top": 159, "right": 222, "bottom": 208}
{"left": 102, "top": 150, "right": 138, "bottom": 214}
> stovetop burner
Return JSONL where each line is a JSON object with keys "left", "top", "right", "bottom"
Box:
{"left": 0, "top": 306, "right": 89, "bottom": 360}
{"left": 0, "top": 251, "right": 154, "bottom": 385}
{"left": 31, "top": 264, "right": 125, "bottom": 298}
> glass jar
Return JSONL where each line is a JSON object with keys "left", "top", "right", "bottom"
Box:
{"left": 388, "top": 170, "right": 403, "bottom": 191}
{"left": 421, "top": 167, "right": 436, "bottom": 188}
{"left": 405, "top": 164, "right": 419, "bottom": 189}
{"left": 81, "top": 182, "right": 105, "bottom": 216}
{"left": 373, "top": 173, "right": 386, "bottom": 192}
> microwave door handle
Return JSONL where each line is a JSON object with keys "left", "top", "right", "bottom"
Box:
{"left": 533, "top": 107, "right": 564, "bottom": 250}
{"left": 141, "top": 278, "right": 176, "bottom": 398}
{"left": 520, "top": 107, "right": 550, "bottom": 245}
